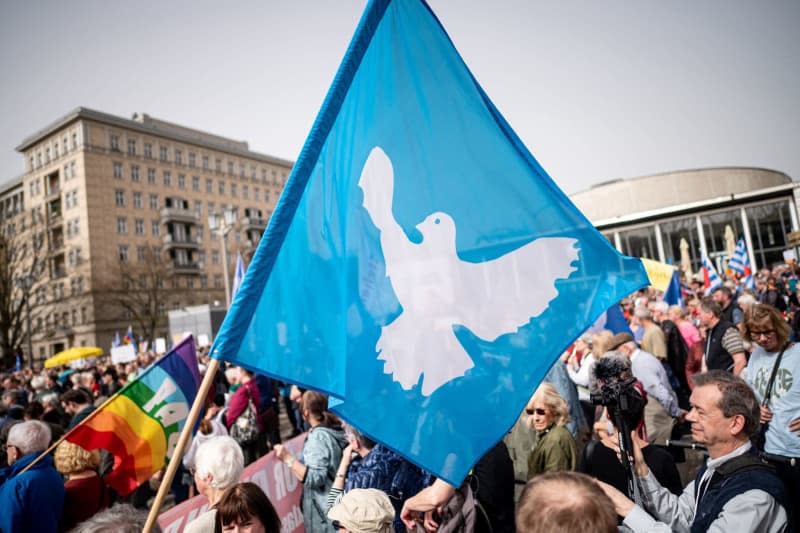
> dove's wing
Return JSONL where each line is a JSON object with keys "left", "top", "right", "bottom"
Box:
{"left": 358, "top": 147, "right": 418, "bottom": 281}
{"left": 456, "top": 237, "right": 579, "bottom": 341}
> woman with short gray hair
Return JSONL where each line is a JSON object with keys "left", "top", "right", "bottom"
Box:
{"left": 183, "top": 436, "right": 244, "bottom": 533}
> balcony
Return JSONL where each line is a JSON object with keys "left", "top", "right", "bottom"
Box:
{"left": 241, "top": 216, "right": 267, "bottom": 232}
{"left": 44, "top": 187, "right": 61, "bottom": 201}
{"left": 169, "top": 261, "right": 200, "bottom": 275}
{"left": 160, "top": 207, "right": 199, "bottom": 224}
{"left": 49, "top": 238, "right": 65, "bottom": 255}
{"left": 162, "top": 233, "right": 201, "bottom": 250}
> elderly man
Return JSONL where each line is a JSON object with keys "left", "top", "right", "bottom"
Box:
{"left": 742, "top": 304, "right": 800, "bottom": 532}
{"left": 698, "top": 297, "right": 747, "bottom": 375}
{"left": 597, "top": 371, "right": 788, "bottom": 532}
{"left": 610, "top": 332, "right": 684, "bottom": 445}
{"left": 0, "top": 420, "right": 65, "bottom": 532}
{"left": 636, "top": 307, "right": 667, "bottom": 360}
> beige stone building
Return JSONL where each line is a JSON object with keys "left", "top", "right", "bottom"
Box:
{"left": 4, "top": 107, "right": 292, "bottom": 363}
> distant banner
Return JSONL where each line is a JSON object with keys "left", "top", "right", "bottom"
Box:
{"left": 641, "top": 258, "right": 676, "bottom": 292}
{"left": 158, "top": 434, "right": 305, "bottom": 533}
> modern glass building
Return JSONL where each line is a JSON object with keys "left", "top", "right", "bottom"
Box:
{"left": 569, "top": 167, "right": 799, "bottom": 275}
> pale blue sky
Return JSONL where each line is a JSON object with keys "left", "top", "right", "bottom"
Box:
{"left": 1, "top": 0, "right": 798, "bottom": 193}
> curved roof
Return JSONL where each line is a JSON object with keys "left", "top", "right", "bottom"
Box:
{"left": 570, "top": 167, "right": 792, "bottom": 222}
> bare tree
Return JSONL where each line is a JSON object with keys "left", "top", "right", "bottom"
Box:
{"left": 108, "top": 245, "right": 175, "bottom": 346}
{"left": 0, "top": 217, "right": 46, "bottom": 369}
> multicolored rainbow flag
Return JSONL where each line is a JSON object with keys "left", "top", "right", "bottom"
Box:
{"left": 65, "top": 335, "right": 201, "bottom": 496}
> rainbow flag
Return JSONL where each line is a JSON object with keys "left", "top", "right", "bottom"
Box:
{"left": 65, "top": 335, "right": 201, "bottom": 496}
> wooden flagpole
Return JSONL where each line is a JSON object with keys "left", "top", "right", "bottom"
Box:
{"left": 143, "top": 357, "right": 220, "bottom": 533}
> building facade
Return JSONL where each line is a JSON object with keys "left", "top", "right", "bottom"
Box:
{"left": 570, "top": 167, "right": 799, "bottom": 276}
{"left": 5, "top": 108, "right": 292, "bottom": 363}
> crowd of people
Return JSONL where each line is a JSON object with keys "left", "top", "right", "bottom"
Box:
{"left": 0, "top": 264, "right": 799, "bottom": 532}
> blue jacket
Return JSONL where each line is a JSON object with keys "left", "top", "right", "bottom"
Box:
{"left": 0, "top": 453, "right": 65, "bottom": 533}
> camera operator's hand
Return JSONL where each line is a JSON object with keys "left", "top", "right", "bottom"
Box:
{"left": 630, "top": 431, "right": 650, "bottom": 478}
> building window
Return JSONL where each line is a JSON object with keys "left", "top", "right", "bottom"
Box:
{"left": 251, "top": 166, "right": 256, "bottom": 179}
{"left": 194, "top": 200, "right": 202, "bottom": 216}
{"left": 131, "top": 165, "right": 140, "bottom": 182}
{"left": 188, "top": 153, "right": 196, "bottom": 168}
{"left": 110, "top": 135, "right": 120, "bottom": 151}
{"left": 206, "top": 178, "right": 213, "bottom": 193}
{"left": 200, "top": 275, "right": 208, "bottom": 288}
{"left": 117, "top": 217, "right": 128, "bottom": 234}
{"left": 175, "top": 150, "right": 183, "bottom": 166}
{"left": 212, "top": 250, "right": 220, "bottom": 264}
{"left": 149, "top": 194, "right": 159, "bottom": 210}
{"left": 218, "top": 181, "right": 225, "bottom": 195}
{"left": 118, "top": 245, "right": 129, "bottom": 262}
{"left": 132, "top": 191, "right": 142, "bottom": 209}
{"left": 230, "top": 183, "right": 237, "bottom": 198}
{"left": 70, "top": 160, "right": 76, "bottom": 178}
{"left": 202, "top": 156, "right": 209, "bottom": 170}
{"left": 214, "top": 274, "right": 223, "bottom": 289}
{"left": 113, "top": 162, "right": 123, "bottom": 179}
{"left": 254, "top": 187, "right": 260, "bottom": 201}
{"left": 746, "top": 201, "right": 793, "bottom": 269}
{"left": 178, "top": 174, "right": 186, "bottom": 189}
{"left": 127, "top": 139, "right": 137, "bottom": 156}
{"left": 72, "top": 133, "right": 78, "bottom": 149}
{"left": 242, "top": 185, "right": 249, "bottom": 200}
{"left": 137, "top": 246, "right": 146, "bottom": 261}
{"left": 160, "top": 145, "right": 168, "bottom": 162}
{"left": 81, "top": 307, "right": 87, "bottom": 324}
{"left": 151, "top": 220, "right": 160, "bottom": 236}
{"left": 144, "top": 143, "right": 153, "bottom": 159}
{"left": 115, "top": 189, "right": 125, "bottom": 207}
{"left": 239, "top": 164, "right": 245, "bottom": 178}
{"left": 192, "top": 176, "right": 200, "bottom": 192}
{"left": 215, "top": 159, "right": 222, "bottom": 173}
{"left": 196, "top": 226, "right": 204, "bottom": 240}
{"left": 134, "top": 218, "right": 144, "bottom": 235}
{"left": 54, "top": 142, "right": 59, "bottom": 158}
{"left": 163, "top": 171, "right": 172, "bottom": 186}
{"left": 148, "top": 168, "right": 156, "bottom": 184}
{"left": 227, "top": 161, "right": 234, "bottom": 175}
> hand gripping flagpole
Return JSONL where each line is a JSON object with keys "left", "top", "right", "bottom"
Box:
{"left": 143, "top": 357, "right": 220, "bottom": 533}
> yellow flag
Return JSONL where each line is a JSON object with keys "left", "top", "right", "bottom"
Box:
{"left": 641, "top": 258, "right": 676, "bottom": 292}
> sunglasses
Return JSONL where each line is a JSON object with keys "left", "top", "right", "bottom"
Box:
{"left": 525, "top": 408, "right": 547, "bottom": 416}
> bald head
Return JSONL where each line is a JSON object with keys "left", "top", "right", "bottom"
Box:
{"left": 516, "top": 472, "right": 617, "bottom": 533}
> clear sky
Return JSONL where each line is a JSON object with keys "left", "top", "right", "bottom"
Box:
{"left": 1, "top": 0, "right": 798, "bottom": 194}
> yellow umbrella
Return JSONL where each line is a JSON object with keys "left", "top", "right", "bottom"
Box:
{"left": 44, "top": 346, "right": 104, "bottom": 369}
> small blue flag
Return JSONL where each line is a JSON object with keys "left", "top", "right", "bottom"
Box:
{"left": 210, "top": 0, "right": 648, "bottom": 484}
{"left": 231, "top": 252, "right": 246, "bottom": 300}
{"left": 112, "top": 331, "right": 121, "bottom": 349}
{"left": 664, "top": 270, "right": 683, "bottom": 307}
{"left": 590, "top": 303, "right": 634, "bottom": 336}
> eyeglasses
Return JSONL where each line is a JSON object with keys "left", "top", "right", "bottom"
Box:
{"left": 525, "top": 408, "right": 547, "bottom": 416}
{"left": 749, "top": 329, "right": 776, "bottom": 340}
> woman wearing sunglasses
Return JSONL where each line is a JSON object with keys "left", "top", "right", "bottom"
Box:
{"left": 526, "top": 382, "right": 578, "bottom": 479}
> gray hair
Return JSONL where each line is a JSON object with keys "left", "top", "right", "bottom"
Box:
{"left": 195, "top": 436, "right": 244, "bottom": 489}
{"left": 633, "top": 307, "right": 651, "bottom": 320}
{"left": 70, "top": 503, "right": 160, "bottom": 533}
{"left": 653, "top": 301, "right": 669, "bottom": 314}
{"left": 8, "top": 420, "right": 51, "bottom": 455}
{"left": 30, "top": 375, "right": 47, "bottom": 391}
{"left": 692, "top": 370, "right": 760, "bottom": 437}
{"left": 40, "top": 392, "right": 59, "bottom": 409}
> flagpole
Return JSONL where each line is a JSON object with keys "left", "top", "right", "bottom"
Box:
{"left": 18, "top": 386, "right": 127, "bottom": 475}
{"left": 143, "top": 357, "right": 220, "bottom": 533}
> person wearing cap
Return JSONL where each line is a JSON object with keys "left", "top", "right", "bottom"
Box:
{"left": 328, "top": 488, "right": 395, "bottom": 533}
{"left": 609, "top": 332, "right": 685, "bottom": 445}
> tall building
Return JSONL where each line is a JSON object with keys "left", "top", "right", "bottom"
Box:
{"left": 6, "top": 107, "right": 292, "bottom": 363}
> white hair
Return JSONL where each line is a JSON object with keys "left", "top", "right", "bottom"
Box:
{"left": 30, "top": 375, "right": 46, "bottom": 391}
{"left": 70, "top": 504, "right": 157, "bottom": 533}
{"left": 738, "top": 293, "right": 756, "bottom": 306}
{"left": 194, "top": 436, "right": 243, "bottom": 489}
{"left": 653, "top": 301, "right": 669, "bottom": 314}
{"left": 40, "top": 392, "right": 59, "bottom": 408}
{"left": 8, "top": 420, "right": 51, "bottom": 455}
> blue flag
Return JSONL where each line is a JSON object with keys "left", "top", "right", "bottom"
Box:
{"left": 590, "top": 303, "right": 634, "bottom": 336}
{"left": 231, "top": 252, "right": 246, "bottom": 300}
{"left": 663, "top": 270, "right": 683, "bottom": 307}
{"left": 211, "top": 0, "right": 648, "bottom": 484}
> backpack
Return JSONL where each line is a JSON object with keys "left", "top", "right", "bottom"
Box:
{"left": 229, "top": 387, "right": 259, "bottom": 446}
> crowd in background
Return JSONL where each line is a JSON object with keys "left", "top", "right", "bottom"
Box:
{"left": 0, "top": 262, "right": 799, "bottom": 532}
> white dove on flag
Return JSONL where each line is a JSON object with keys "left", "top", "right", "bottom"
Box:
{"left": 359, "top": 146, "right": 580, "bottom": 396}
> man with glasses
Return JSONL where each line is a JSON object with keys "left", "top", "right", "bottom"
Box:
{"left": 742, "top": 303, "right": 800, "bottom": 532}
{"left": 0, "top": 420, "right": 65, "bottom": 532}
{"left": 596, "top": 371, "right": 788, "bottom": 532}
{"left": 698, "top": 297, "right": 747, "bottom": 375}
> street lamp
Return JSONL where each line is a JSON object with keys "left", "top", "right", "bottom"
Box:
{"left": 14, "top": 274, "right": 34, "bottom": 364}
{"left": 208, "top": 207, "right": 237, "bottom": 307}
